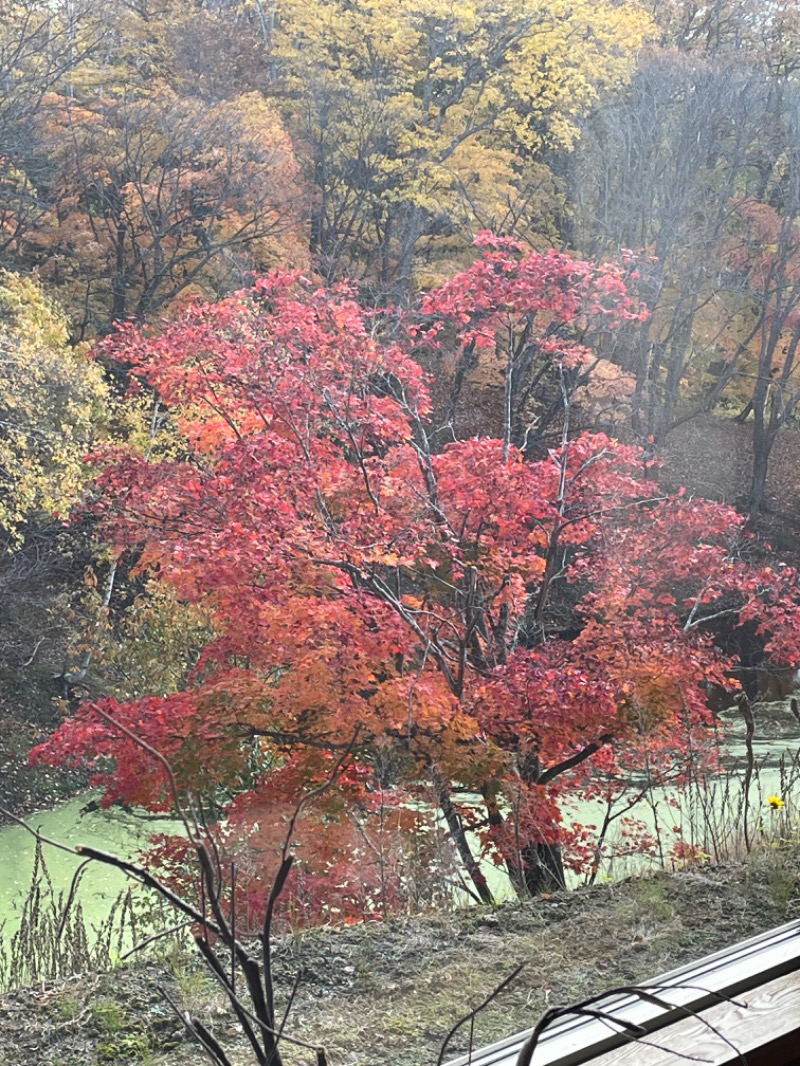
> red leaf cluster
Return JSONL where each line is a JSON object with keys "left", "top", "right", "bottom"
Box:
{"left": 31, "top": 240, "right": 800, "bottom": 910}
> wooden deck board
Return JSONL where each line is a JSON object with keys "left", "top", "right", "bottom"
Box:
{"left": 588, "top": 969, "right": 800, "bottom": 1065}
{"left": 445, "top": 920, "right": 800, "bottom": 1066}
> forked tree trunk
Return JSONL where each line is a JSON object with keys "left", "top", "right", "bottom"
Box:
{"left": 483, "top": 779, "right": 567, "bottom": 898}
{"left": 519, "top": 841, "right": 566, "bottom": 895}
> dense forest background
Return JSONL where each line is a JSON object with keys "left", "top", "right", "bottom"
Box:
{"left": 5, "top": 0, "right": 800, "bottom": 911}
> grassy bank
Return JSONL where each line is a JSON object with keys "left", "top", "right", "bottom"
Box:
{"left": 1, "top": 844, "right": 798, "bottom": 1066}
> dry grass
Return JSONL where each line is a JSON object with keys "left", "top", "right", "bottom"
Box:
{"left": 3, "top": 849, "right": 791, "bottom": 1066}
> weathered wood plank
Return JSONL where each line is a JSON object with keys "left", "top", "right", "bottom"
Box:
{"left": 445, "top": 920, "right": 800, "bottom": 1066}
{"left": 587, "top": 969, "right": 800, "bottom": 1066}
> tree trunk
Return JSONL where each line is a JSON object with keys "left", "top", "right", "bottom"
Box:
{"left": 483, "top": 778, "right": 566, "bottom": 898}
{"left": 111, "top": 223, "right": 127, "bottom": 321}
{"left": 748, "top": 393, "right": 774, "bottom": 516}
{"left": 430, "top": 763, "right": 495, "bottom": 905}
{"left": 392, "top": 204, "right": 424, "bottom": 304}
{"left": 519, "top": 841, "right": 566, "bottom": 895}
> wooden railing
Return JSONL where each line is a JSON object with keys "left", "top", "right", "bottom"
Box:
{"left": 445, "top": 920, "right": 800, "bottom": 1066}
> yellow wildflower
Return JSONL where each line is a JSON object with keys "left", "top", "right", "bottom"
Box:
{"left": 767, "top": 795, "right": 785, "bottom": 810}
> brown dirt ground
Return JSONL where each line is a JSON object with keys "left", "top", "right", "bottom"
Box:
{"left": 2, "top": 849, "right": 799, "bottom": 1066}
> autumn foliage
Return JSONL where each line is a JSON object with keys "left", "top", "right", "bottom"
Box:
{"left": 32, "top": 238, "right": 800, "bottom": 915}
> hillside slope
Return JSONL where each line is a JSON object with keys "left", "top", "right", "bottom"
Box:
{"left": 2, "top": 853, "right": 798, "bottom": 1066}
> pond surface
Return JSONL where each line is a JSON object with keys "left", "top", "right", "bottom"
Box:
{"left": 722, "top": 697, "right": 800, "bottom": 761}
{"left": 0, "top": 797, "right": 178, "bottom": 942}
{"left": 560, "top": 699, "right": 800, "bottom": 882}
{"left": 2, "top": 700, "right": 799, "bottom": 952}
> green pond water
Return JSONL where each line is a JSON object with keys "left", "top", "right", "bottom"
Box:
{"left": 0, "top": 798, "right": 178, "bottom": 941}
{"left": 2, "top": 701, "right": 799, "bottom": 946}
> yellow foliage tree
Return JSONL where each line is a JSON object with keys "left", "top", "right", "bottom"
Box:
{"left": 272, "top": 0, "right": 653, "bottom": 293}
{"left": 0, "top": 272, "right": 108, "bottom": 545}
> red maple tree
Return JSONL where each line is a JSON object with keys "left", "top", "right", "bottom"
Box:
{"left": 32, "top": 239, "right": 800, "bottom": 913}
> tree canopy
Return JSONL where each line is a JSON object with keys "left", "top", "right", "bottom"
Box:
{"left": 4, "top": 0, "right": 800, "bottom": 922}
{"left": 0, "top": 271, "right": 108, "bottom": 547}
{"left": 32, "top": 248, "right": 800, "bottom": 912}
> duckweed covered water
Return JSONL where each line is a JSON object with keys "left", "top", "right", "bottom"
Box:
{"left": 0, "top": 795, "right": 179, "bottom": 939}
{"left": 1, "top": 701, "right": 799, "bottom": 936}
